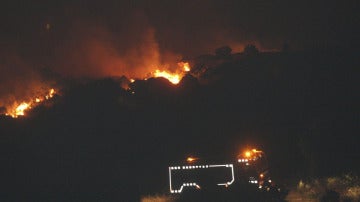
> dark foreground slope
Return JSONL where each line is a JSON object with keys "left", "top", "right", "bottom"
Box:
{"left": 0, "top": 50, "right": 358, "bottom": 201}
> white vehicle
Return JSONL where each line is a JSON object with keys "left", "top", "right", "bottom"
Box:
{"left": 168, "top": 148, "right": 275, "bottom": 194}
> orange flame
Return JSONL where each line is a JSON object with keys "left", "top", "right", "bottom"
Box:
{"left": 151, "top": 62, "right": 191, "bottom": 85}
{"left": 129, "top": 62, "right": 191, "bottom": 85}
{"left": 186, "top": 156, "right": 198, "bottom": 163}
{"left": 178, "top": 62, "right": 190, "bottom": 72}
{"left": 4, "top": 88, "right": 57, "bottom": 118}
{"left": 154, "top": 70, "right": 181, "bottom": 84}
{"left": 245, "top": 151, "right": 252, "bottom": 158}
{"left": 13, "top": 102, "right": 30, "bottom": 117}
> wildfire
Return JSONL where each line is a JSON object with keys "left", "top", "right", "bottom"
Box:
{"left": 152, "top": 62, "right": 191, "bottom": 85}
{"left": 13, "top": 102, "right": 30, "bottom": 117}
{"left": 154, "top": 70, "right": 181, "bottom": 84}
{"left": 4, "top": 88, "right": 57, "bottom": 118}
{"left": 128, "top": 62, "right": 191, "bottom": 85}
{"left": 179, "top": 62, "right": 190, "bottom": 72}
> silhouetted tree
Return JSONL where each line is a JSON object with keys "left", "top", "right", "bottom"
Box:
{"left": 243, "top": 44, "right": 259, "bottom": 56}
{"left": 215, "top": 46, "right": 232, "bottom": 58}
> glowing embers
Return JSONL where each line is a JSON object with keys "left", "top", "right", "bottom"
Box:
{"left": 4, "top": 88, "right": 57, "bottom": 118}
{"left": 168, "top": 164, "right": 235, "bottom": 194}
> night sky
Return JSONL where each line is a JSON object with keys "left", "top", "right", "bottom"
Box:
{"left": 1, "top": 0, "right": 359, "bottom": 86}
{"left": 0, "top": 1, "right": 359, "bottom": 201}
{"left": 1, "top": 0, "right": 359, "bottom": 53}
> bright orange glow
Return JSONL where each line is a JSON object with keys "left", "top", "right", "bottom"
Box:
{"left": 45, "top": 89, "right": 55, "bottom": 99}
{"left": 14, "top": 102, "right": 30, "bottom": 117}
{"left": 239, "top": 148, "right": 263, "bottom": 160}
{"left": 5, "top": 102, "right": 31, "bottom": 118}
{"left": 4, "top": 88, "right": 57, "bottom": 118}
{"left": 178, "top": 62, "right": 190, "bottom": 72}
{"left": 150, "top": 61, "right": 191, "bottom": 85}
{"left": 260, "top": 174, "right": 264, "bottom": 178}
{"left": 124, "top": 61, "right": 191, "bottom": 87}
{"left": 186, "top": 157, "right": 198, "bottom": 163}
{"left": 49, "top": 88, "right": 55, "bottom": 98}
{"left": 154, "top": 70, "right": 181, "bottom": 84}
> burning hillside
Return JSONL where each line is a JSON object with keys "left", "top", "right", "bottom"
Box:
{"left": 0, "top": 60, "right": 190, "bottom": 118}
{"left": 0, "top": 50, "right": 59, "bottom": 118}
{"left": 3, "top": 88, "right": 57, "bottom": 118}
{"left": 145, "top": 62, "right": 191, "bottom": 85}
{"left": 0, "top": 15, "right": 192, "bottom": 119}
{"left": 0, "top": 48, "right": 358, "bottom": 201}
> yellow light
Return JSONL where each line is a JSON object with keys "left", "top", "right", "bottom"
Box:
{"left": 183, "top": 63, "right": 190, "bottom": 72}
{"left": 13, "top": 102, "right": 31, "bottom": 117}
{"left": 245, "top": 151, "right": 251, "bottom": 158}
{"left": 154, "top": 70, "right": 181, "bottom": 84}
{"left": 260, "top": 174, "right": 264, "bottom": 178}
{"left": 49, "top": 88, "right": 55, "bottom": 97}
{"left": 178, "top": 62, "right": 191, "bottom": 72}
{"left": 4, "top": 88, "right": 56, "bottom": 118}
{"left": 186, "top": 157, "right": 197, "bottom": 163}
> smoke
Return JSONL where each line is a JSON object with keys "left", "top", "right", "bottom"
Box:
{"left": 50, "top": 11, "right": 171, "bottom": 79}
{"left": 1, "top": 0, "right": 349, "bottom": 112}
{"left": 0, "top": 50, "right": 54, "bottom": 110}
{"left": 0, "top": 9, "right": 183, "bottom": 113}
{"left": 0, "top": 0, "right": 302, "bottom": 85}
{"left": 42, "top": 0, "right": 285, "bottom": 76}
